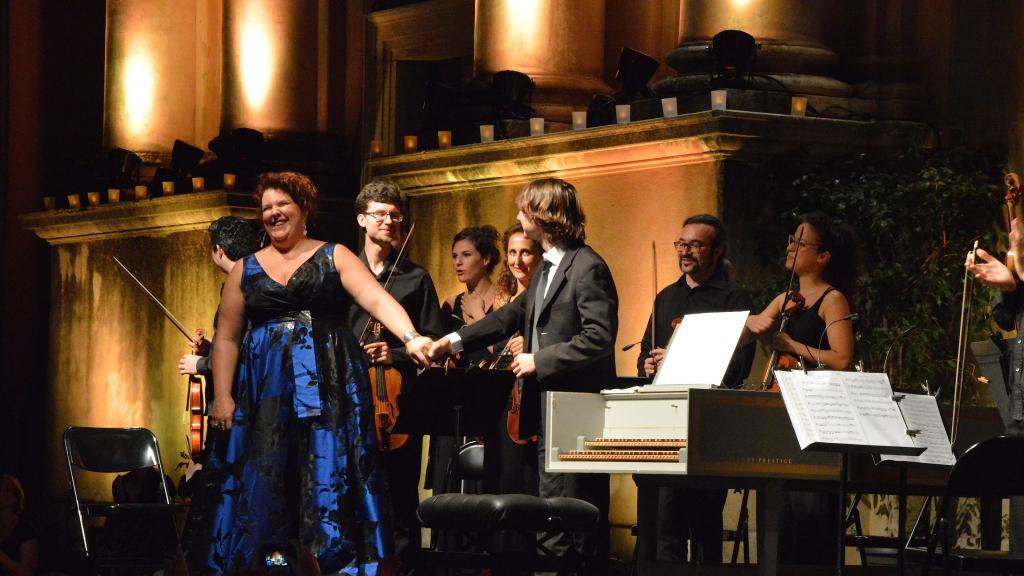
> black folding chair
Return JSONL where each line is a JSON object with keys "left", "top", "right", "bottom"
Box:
{"left": 63, "top": 426, "right": 184, "bottom": 572}
{"left": 908, "top": 435, "right": 1024, "bottom": 575}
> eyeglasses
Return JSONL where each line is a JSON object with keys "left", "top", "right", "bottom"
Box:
{"left": 364, "top": 211, "right": 404, "bottom": 223}
{"left": 787, "top": 234, "right": 821, "bottom": 249}
{"left": 673, "top": 239, "right": 709, "bottom": 252}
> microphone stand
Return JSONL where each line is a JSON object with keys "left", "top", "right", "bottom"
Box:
{"left": 815, "top": 313, "right": 859, "bottom": 369}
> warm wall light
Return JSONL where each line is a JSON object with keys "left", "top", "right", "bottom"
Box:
{"left": 711, "top": 90, "right": 728, "bottom": 111}
{"left": 479, "top": 125, "right": 495, "bottom": 143}
{"left": 572, "top": 111, "right": 587, "bottom": 130}
{"left": 239, "top": 5, "right": 275, "bottom": 112}
{"left": 107, "top": 188, "right": 121, "bottom": 203}
{"left": 615, "top": 104, "right": 631, "bottom": 124}
{"left": 67, "top": 194, "right": 82, "bottom": 210}
{"left": 122, "top": 50, "right": 155, "bottom": 141}
{"left": 223, "top": 174, "right": 236, "bottom": 190}
{"left": 134, "top": 185, "right": 149, "bottom": 200}
{"left": 87, "top": 192, "right": 101, "bottom": 207}
{"left": 191, "top": 177, "right": 205, "bottom": 192}
{"left": 661, "top": 97, "right": 678, "bottom": 118}
{"left": 162, "top": 181, "right": 175, "bottom": 195}
{"left": 791, "top": 96, "right": 808, "bottom": 117}
{"left": 403, "top": 135, "right": 418, "bottom": 153}
{"left": 437, "top": 131, "right": 452, "bottom": 149}
{"left": 369, "top": 140, "right": 383, "bottom": 157}
{"left": 530, "top": 118, "right": 545, "bottom": 136}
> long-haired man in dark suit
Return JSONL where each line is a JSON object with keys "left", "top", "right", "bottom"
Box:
{"left": 430, "top": 177, "right": 619, "bottom": 573}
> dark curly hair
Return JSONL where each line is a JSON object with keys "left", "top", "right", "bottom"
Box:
{"left": 255, "top": 172, "right": 319, "bottom": 223}
{"left": 802, "top": 211, "right": 862, "bottom": 303}
{"left": 452, "top": 225, "right": 501, "bottom": 276}
{"left": 208, "top": 216, "right": 256, "bottom": 261}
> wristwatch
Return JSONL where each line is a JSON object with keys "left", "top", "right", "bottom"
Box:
{"left": 402, "top": 331, "right": 421, "bottom": 343}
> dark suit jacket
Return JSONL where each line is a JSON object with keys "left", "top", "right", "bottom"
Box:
{"left": 457, "top": 244, "right": 619, "bottom": 436}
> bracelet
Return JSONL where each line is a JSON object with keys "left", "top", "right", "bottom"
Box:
{"left": 402, "top": 331, "right": 421, "bottom": 343}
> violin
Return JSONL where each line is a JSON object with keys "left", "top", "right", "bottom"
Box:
{"left": 367, "top": 321, "right": 408, "bottom": 451}
{"left": 760, "top": 291, "right": 806, "bottom": 391}
{"left": 489, "top": 334, "right": 538, "bottom": 445}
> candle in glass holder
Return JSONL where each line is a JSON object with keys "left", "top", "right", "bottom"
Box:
{"left": 529, "top": 117, "right": 545, "bottom": 136}
{"left": 191, "top": 177, "right": 205, "bottom": 192}
{"left": 222, "top": 173, "right": 236, "bottom": 189}
{"left": 135, "top": 185, "right": 149, "bottom": 200}
{"left": 370, "top": 140, "right": 383, "bottom": 157}
{"left": 572, "top": 111, "right": 587, "bottom": 130}
{"left": 107, "top": 188, "right": 121, "bottom": 203}
{"left": 403, "top": 135, "right": 418, "bottom": 153}
{"left": 162, "top": 181, "right": 175, "bottom": 195}
{"left": 790, "top": 96, "right": 808, "bottom": 117}
{"left": 42, "top": 196, "right": 56, "bottom": 211}
{"left": 479, "top": 124, "right": 495, "bottom": 143}
{"left": 661, "top": 97, "right": 678, "bottom": 118}
{"left": 711, "top": 90, "right": 727, "bottom": 111}
{"left": 437, "top": 131, "right": 452, "bottom": 149}
{"left": 67, "top": 194, "right": 82, "bottom": 210}
{"left": 615, "top": 104, "right": 631, "bottom": 124}
{"left": 87, "top": 192, "right": 101, "bottom": 207}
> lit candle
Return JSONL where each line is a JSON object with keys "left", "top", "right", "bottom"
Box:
{"left": 572, "top": 111, "right": 587, "bottom": 130}
{"left": 403, "top": 135, "right": 418, "bottom": 153}
{"left": 437, "top": 131, "right": 452, "bottom": 149}
{"left": 42, "top": 196, "right": 56, "bottom": 211}
{"left": 790, "top": 96, "right": 808, "bottom": 117}
{"left": 87, "top": 192, "right": 101, "bottom": 207}
{"left": 530, "top": 117, "right": 545, "bottom": 136}
{"left": 107, "top": 188, "right": 121, "bottom": 203}
{"left": 615, "top": 104, "right": 631, "bottom": 124}
{"left": 479, "top": 124, "right": 495, "bottom": 143}
{"left": 661, "top": 97, "right": 678, "bottom": 118}
{"left": 162, "top": 181, "right": 175, "bottom": 195}
{"left": 135, "top": 185, "right": 149, "bottom": 200}
{"left": 222, "top": 173, "right": 236, "bottom": 190}
{"left": 191, "top": 177, "right": 205, "bottom": 192}
{"left": 711, "top": 90, "right": 727, "bottom": 111}
{"left": 67, "top": 194, "right": 82, "bottom": 210}
{"left": 370, "top": 140, "right": 383, "bottom": 157}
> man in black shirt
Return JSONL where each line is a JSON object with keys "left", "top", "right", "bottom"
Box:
{"left": 637, "top": 214, "right": 754, "bottom": 564}
{"left": 348, "top": 179, "right": 446, "bottom": 568}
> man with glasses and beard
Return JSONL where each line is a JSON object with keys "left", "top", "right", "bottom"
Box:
{"left": 638, "top": 214, "right": 755, "bottom": 565}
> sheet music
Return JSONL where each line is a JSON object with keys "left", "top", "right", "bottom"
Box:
{"left": 653, "top": 311, "right": 749, "bottom": 387}
{"left": 776, "top": 371, "right": 922, "bottom": 455}
{"left": 881, "top": 393, "right": 956, "bottom": 466}
{"left": 777, "top": 371, "right": 865, "bottom": 448}
{"left": 843, "top": 372, "right": 915, "bottom": 449}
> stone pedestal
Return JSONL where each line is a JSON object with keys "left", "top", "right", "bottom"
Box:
{"left": 473, "top": 0, "right": 611, "bottom": 122}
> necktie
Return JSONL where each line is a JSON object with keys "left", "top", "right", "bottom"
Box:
{"left": 531, "top": 260, "right": 552, "bottom": 353}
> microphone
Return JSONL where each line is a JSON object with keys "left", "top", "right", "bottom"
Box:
{"left": 881, "top": 325, "right": 918, "bottom": 375}
{"left": 622, "top": 340, "right": 644, "bottom": 352}
{"left": 816, "top": 313, "right": 859, "bottom": 368}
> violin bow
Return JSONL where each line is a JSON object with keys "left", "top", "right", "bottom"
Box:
{"left": 951, "top": 239, "right": 978, "bottom": 445}
{"left": 112, "top": 256, "right": 193, "bottom": 344}
{"left": 358, "top": 222, "right": 417, "bottom": 345}
{"left": 760, "top": 226, "right": 805, "bottom": 390}
{"left": 651, "top": 240, "right": 657, "bottom": 351}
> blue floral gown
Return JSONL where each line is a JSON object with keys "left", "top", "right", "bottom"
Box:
{"left": 207, "top": 243, "right": 392, "bottom": 575}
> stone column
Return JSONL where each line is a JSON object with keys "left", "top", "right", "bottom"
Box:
{"left": 474, "top": 0, "right": 610, "bottom": 122}
{"left": 659, "top": 0, "right": 851, "bottom": 98}
{"left": 105, "top": 0, "right": 221, "bottom": 155}
{"left": 221, "top": 0, "right": 321, "bottom": 134}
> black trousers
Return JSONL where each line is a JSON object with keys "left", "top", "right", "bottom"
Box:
{"left": 386, "top": 435, "right": 423, "bottom": 563}
{"left": 656, "top": 487, "right": 727, "bottom": 563}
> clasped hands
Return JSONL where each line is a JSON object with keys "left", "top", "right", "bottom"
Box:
{"left": 397, "top": 336, "right": 537, "bottom": 376}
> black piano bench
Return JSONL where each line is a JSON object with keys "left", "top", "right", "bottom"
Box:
{"left": 417, "top": 493, "right": 599, "bottom": 575}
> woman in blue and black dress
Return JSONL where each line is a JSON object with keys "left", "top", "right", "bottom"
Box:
{"left": 745, "top": 212, "right": 862, "bottom": 565}
{"left": 206, "top": 171, "right": 432, "bottom": 575}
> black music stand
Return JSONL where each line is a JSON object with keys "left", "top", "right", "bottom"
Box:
{"left": 393, "top": 365, "right": 516, "bottom": 439}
